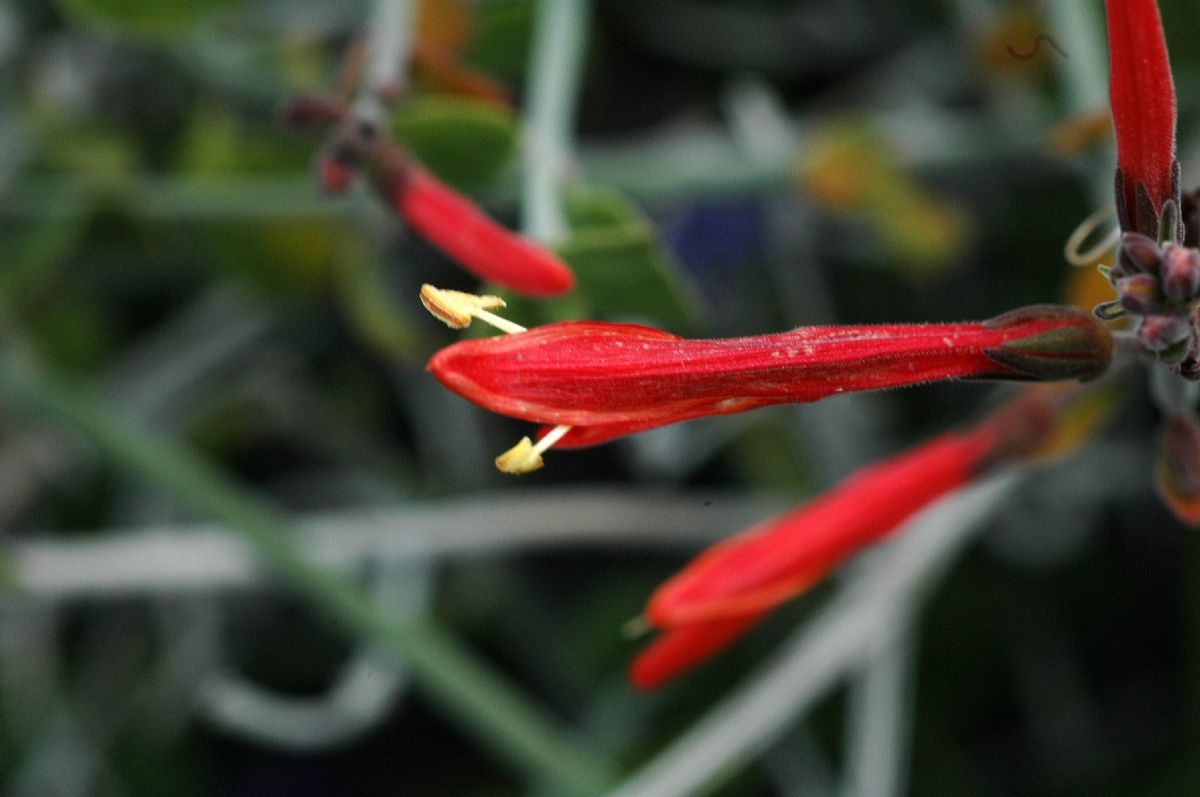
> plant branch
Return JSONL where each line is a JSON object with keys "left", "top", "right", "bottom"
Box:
{"left": 522, "top": 0, "right": 591, "bottom": 242}
{"left": 841, "top": 620, "right": 917, "bottom": 797}
{"left": 11, "top": 490, "right": 778, "bottom": 599}
{"left": 361, "top": 0, "right": 413, "bottom": 105}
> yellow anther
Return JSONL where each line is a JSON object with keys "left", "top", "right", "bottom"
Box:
{"left": 420, "top": 284, "right": 523, "bottom": 332}
{"left": 494, "top": 424, "right": 572, "bottom": 475}
{"left": 495, "top": 437, "right": 544, "bottom": 474}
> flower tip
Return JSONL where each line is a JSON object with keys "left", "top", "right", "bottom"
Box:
{"left": 627, "top": 614, "right": 763, "bottom": 690}
{"left": 540, "top": 261, "right": 576, "bottom": 296}
{"left": 396, "top": 168, "right": 577, "bottom": 298}
{"left": 1106, "top": 0, "right": 1178, "bottom": 235}
{"left": 495, "top": 436, "right": 544, "bottom": 474}
{"left": 419, "top": 284, "right": 506, "bottom": 329}
{"left": 628, "top": 656, "right": 668, "bottom": 692}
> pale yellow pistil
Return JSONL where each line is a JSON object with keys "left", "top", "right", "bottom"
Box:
{"left": 420, "top": 284, "right": 572, "bottom": 474}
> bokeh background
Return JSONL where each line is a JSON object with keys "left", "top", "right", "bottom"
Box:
{"left": 2, "top": 0, "right": 1200, "bottom": 794}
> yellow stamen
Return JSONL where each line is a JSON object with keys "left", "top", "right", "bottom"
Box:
{"left": 495, "top": 437, "right": 542, "bottom": 474}
{"left": 1064, "top": 205, "right": 1120, "bottom": 267}
{"left": 494, "top": 424, "right": 572, "bottom": 475}
{"left": 419, "top": 284, "right": 524, "bottom": 332}
{"left": 421, "top": 284, "right": 572, "bottom": 473}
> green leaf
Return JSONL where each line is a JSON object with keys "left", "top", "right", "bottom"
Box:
{"left": 562, "top": 188, "right": 695, "bottom": 328}
{"left": 391, "top": 96, "right": 517, "bottom": 187}
{"left": 564, "top": 188, "right": 642, "bottom": 229}
{"left": 557, "top": 223, "right": 694, "bottom": 328}
{"left": 466, "top": 0, "right": 535, "bottom": 82}
{"left": 54, "top": 0, "right": 237, "bottom": 39}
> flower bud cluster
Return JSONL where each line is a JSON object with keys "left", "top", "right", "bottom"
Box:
{"left": 1105, "top": 231, "right": 1200, "bottom": 375}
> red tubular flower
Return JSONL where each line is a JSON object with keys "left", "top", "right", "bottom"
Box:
{"left": 628, "top": 388, "right": 1068, "bottom": 689}
{"left": 645, "top": 429, "right": 997, "bottom": 628}
{"left": 389, "top": 165, "right": 575, "bottom": 297}
{"left": 428, "top": 305, "right": 1111, "bottom": 445}
{"left": 629, "top": 427, "right": 997, "bottom": 689}
{"left": 1106, "top": 0, "right": 1179, "bottom": 237}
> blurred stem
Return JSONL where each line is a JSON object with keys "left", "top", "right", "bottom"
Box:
{"left": 1043, "top": 0, "right": 1113, "bottom": 207}
{"left": 362, "top": 0, "right": 413, "bottom": 103}
{"left": 7, "top": 110, "right": 1033, "bottom": 220}
{"left": 841, "top": 621, "right": 917, "bottom": 797}
{"left": 14, "top": 490, "right": 778, "bottom": 599}
{"left": 1042, "top": 0, "right": 1107, "bottom": 111}
{"left": 0, "top": 352, "right": 615, "bottom": 796}
{"left": 522, "top": 0, "right": 590, "bottom": 242}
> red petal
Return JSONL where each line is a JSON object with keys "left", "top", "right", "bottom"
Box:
{"left": 393, "top": 167, "right": 575, "bottom": 296}
{"left": 629, "top": 612, "right": 766, "bottom": 691}
{"left": 1106, "top": 0, "right": 1177, "bottom": 218}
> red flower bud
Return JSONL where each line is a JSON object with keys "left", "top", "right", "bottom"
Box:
{"left": 643, "top": 429, "right": 996, "bottom": 630}
{"left": 1116, "top": 273, "right": 1163, "bottom": 315}
{"left": 391, "top": 166, "right": 575, "bottom": 297}
{"left": 1161, "top": 243, "right": 1200, "bottom": 302}
{"left": 1116, "top": 232, "right": 1163, "bottom": 276}
{"left": 1106, "top": 0, "right": 1179, "bottom": 236}
{"left": 1137, "top": 313, "right": 1190, "bottom": 354}
{"left": 428, "top": 306, "right": 1111, "bottom": 443}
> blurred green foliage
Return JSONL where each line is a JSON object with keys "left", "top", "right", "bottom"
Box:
{"left": 4, "top": 0, "right": 1200, "bottom": 795}
{"left": 499, "top": 187, "right": 696, "bottom": 330}
{"left": 53, "top": 0, "right": 237, "bottom": 39}
{"left": 391, "top": 95, "right": 517, "bottom": 187}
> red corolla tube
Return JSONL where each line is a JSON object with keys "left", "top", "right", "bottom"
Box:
{"left": 1106, "top": 0, "right": 1179, "bottom": 236}
{"left": 428, "top": 305, "right": 1111, "bottom": 443}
